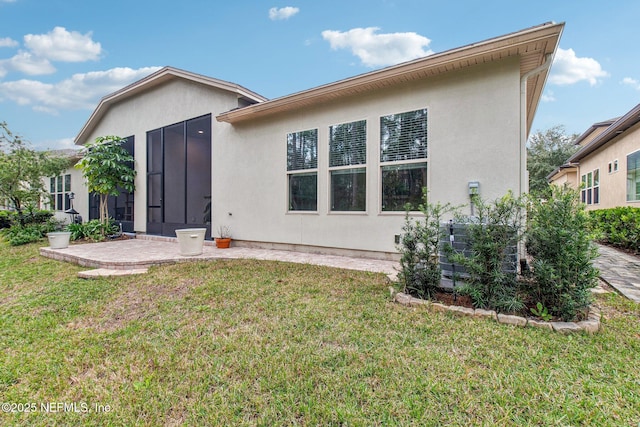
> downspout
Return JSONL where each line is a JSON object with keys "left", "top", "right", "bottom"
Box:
{"left": 519, "top": 53, "right": 552, "bottom": 267}
{"left": 520, "top": 53, "right": 553, "bottom": 197}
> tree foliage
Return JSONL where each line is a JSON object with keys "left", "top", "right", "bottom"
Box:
{"left": 525, "top": 185, "right": 599, "bottom": 321}
{"left": 75, "top": 135, "right": 136, "bottom": 225}
{"left": 397, "top": 189, "right": 454, "bottom": 299}
{"left": 527, "top": 125, "right": 579, "bottom": 195}
{"left": 0, "top": 121, "right": 69, "bottom": 213}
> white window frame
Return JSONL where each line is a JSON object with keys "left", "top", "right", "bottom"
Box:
{"left": 328, "top": 119, "right": 367, "bottom": 213}
{"left": 286, "top": 129, "right": 318, "bottom": 212}
{"left": 379, "top": 108, "right": 428, "bottom": 213}
{"left": 581, "top": 169, "right": 599, "bottom": 205}
{"left": 49, "top": 174, "right": 71, "bottom": 211}
{"left": 627, "top": 150, "right": 640, "bottom": 202}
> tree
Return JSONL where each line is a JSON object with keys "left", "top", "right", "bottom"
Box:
{"left": 527, "top": 125, "right": 579, "bottom": 195}
{"left": 75, "top": 136, "right": 136, "bottom": 225}
{"left": 0, "top": 122, "right": 69, "bottom": 214}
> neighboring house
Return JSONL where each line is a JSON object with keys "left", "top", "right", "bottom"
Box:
{"left": 68, "top": 22, "right": 562, "bottom": 259}
{"left": 42, "top": 149, "right": 86, "bottom": 224}
{"left": 548, "top": 103, "right": 640, "bottom": 210}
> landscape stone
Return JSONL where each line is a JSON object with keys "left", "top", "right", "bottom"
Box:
{"left": 576, "top": 320, "right": 600, "bottom": 334}
{"left": 552, "top": 322, "right": 582, "bottom": 334}
{"left": 430, "top": 302, "right": 449, "bottom": 313}
{"left": 473, "top": 309, "right": 496, "bottom": 320}
{"left": 528, "top": 319, "right": 554, "bottom": 330}
{"left": 497, "top": 313, "right": 527, "bottom": 327}
{"left": 448, "top": 306, "right": 475, "bottom": 316}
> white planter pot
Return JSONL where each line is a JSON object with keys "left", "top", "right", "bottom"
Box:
{"left": 47, "top": 231, "right": 71, "bottom": 249}
{"left": 175, "top": 228, "right": 207, "bottom": 256}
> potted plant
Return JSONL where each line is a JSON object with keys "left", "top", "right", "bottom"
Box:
{"left": 215, "top": 226, "right": 232, "bottom": 249}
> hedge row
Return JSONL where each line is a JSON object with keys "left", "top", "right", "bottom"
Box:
{"left": 587, "top": 207, "right": 640, "bottom": 253}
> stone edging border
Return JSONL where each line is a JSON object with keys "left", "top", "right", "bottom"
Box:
{"left": 392, "top": 290, "right": 600, "bottom": 334}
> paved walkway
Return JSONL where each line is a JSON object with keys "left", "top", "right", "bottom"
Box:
{"left": 39, "top": 235, "right": 400, "bottom": 279}
{"left": 594, "top": 244, "right": 640, "bottom": 303}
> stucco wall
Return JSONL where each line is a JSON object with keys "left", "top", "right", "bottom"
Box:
{"left": 44, "top": 166, "right": 88, "bottom": 225}
{"left": 213, "top": 58, "right": 522, "bottom": 254}
{"left": 77, "top": 79, "right": 242, "bottom": 232}
{"left": 75, "top": 58, "right": 524, "bottom": 255}
{"left": 578, "top": 122, "right": 640, "bottom": 210}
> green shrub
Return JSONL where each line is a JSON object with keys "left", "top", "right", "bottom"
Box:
{"left": 0, "top": 210, "right": 15, "bottom": 229}
{"left": 16, "top": 207, "right": 54, "bottom": 226}
{"left": 587, "top": 207, "right": 640, "bottom": 253}
{"left": 525, "top": 186, "right": 599, "bottom": 321}
{"left": 448, "top": 192, "right": 525, "bottom": 313}
{"left": 397, "top": 190, "right": 454, "bottom": 299}
{"left": 2, "top": 221, "right": 58, "bottom": 246}
{"left": 68, "top": 219, "right": 119, "bottom": 242}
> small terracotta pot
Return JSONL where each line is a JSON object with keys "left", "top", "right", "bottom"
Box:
{"left": 215, "top": 238, "right": 231, "bottom": 249}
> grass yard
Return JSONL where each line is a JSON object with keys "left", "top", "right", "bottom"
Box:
{"left": 1, "top": 241, "right": 639, "bottom": 426}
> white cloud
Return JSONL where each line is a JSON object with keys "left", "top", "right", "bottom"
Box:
{"left": 549, "top": 47, "right": 609, "bottom": 86}
{"left": 0, "top": 27, "right": 103, "bottom": 77}
{"left": 322, "top": 27, "right": 432, "bottom": 67}
{"left": 24, "top": 26, "right": 101, "bottom": 62}
{"left": 0, "top": 66, "right": 161, "bottom": 113}
{"left": 622, "top": 77, "right": 640, "bottom": 90}
{"left": 1, "top": 51, "right": 56, "bottom": 76}
{"left": 541, "top": 90, "right": 555, "bottom": 102}
{"left": 0, "top": 37, "right": 18, "bottom": 47}
{"left": 269, "top": 6, "right": 299, "bottom": 20}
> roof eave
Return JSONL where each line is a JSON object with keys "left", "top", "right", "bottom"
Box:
{"left": 217, "top": 22, "right": 564, "bottom": 125}
{"left": 568, "top": 103, "right": 640, "bottom": 162}
{"left": 74, "top": 66, "right": 267, "bottom": 145}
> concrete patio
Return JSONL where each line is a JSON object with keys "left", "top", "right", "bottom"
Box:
{"left": 39, "top": 235, "right": 400, "bottom": 280}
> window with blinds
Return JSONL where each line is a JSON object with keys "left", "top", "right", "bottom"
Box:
{"left": 380, "top": 108, "right": 427, "bottom": 162}
{"left": 329, "top": 120, "right": 367, "bottom": 167}
{"left": 329, "top": 120, "right": 367, "bottom": 211}
{"left": 287, "top": 129, "right": 318, "bottom": 211}
{"left": 380, "top": 108, "right": 428, "bottom": 211}
{"left": 287, "top": 129, "right": 318, "bottom": 171}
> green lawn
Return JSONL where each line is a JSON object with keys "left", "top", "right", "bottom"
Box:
{"left": 1, "top": 241, "right": 639, "bottom": 426}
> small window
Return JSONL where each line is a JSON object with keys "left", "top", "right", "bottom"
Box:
{"left": 287, "top": 129, "right": 318, "bottom": 211}
{"left": 627, "top": 151, "right": 640, "bottom": 202}
{"left": 608, "top": 162, "right": 613, "bottom": 174}
{"left": 380, "top": 108, "right": 428, "bottom": 211}
{"left": 581, "top": 169, "right": 599, "bottom": 205}
{"left": 329, "top": 120, "right": 367, "bottom": 212}
{"left": 614, "top": 159, "right": 619, "bottom": 172}
{"left": 49, "top": 174, "right": 71, "bottom": 211}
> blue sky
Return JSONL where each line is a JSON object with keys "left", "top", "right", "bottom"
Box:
{"left": 0, "top": 0, "right": 639, "bottom": 150}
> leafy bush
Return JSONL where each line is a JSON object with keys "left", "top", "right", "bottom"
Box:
{"left": 447, "top": 192, "right": 525, "bottom": 313}
{"left": 587, "top": 207, "right": 640, "bottom": 254}
{"left": 525, "top": 186, "right": 599, "bottom": 321}
{"left": 67, "top": 219, "right": 119, "bottom": 242}
{"left": 2, "top": 221, "right": 58, "bottom": 246}
{"left": 0, "top": 210, "right": 15, "bottom": 229}
{"left": 15, "top": 207, "right": 54, "bottom": 226}
{"left": 397, "top": 190, "right": 454, "bottom": 299}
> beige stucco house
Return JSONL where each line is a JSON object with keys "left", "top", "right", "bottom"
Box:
{"left": 548, "top": 103, "right": 640, "bottom": 210}
{"left": 62, "top": 22, "right": 562, "bottom": 259}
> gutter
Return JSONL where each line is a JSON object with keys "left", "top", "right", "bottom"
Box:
{"left": 520, "top": 53, "right": 553, "bottom": 196}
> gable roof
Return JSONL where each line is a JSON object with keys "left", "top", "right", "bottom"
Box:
{"left": 567, "top": 103, "right": 640, "bottom": 163}
{"left": 75, "top": 66, "right": 267, "bottom": 145}
{"left": 216, "top": 22, "right": 564, "bottom": 135}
